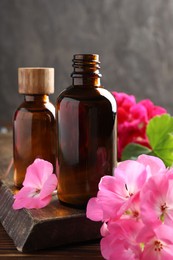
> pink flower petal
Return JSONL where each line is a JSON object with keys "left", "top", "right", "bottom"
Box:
{"left": 98, "top": 176, "right": 129, "bottom": 220}
{"left": 139, "top": 99, "right": 167, "bottom": 119}
{"left": 140, "top": 172, "right": 173, "bottom": 227}
{"left": 101, "top": 219, "right": 143, "bottom": 260}
{"left": 138, "top": 225, "right": 173, "bottom": 260}
{"left": 13, "top": 159, "right": 57, "bottom": 210}
{"left": 13, "top": 186, "right": 52, "bottom": 209}
{"left": 100, "top": 222, "right": 109, "bottom": 237}
{"left": 23, "top": 159, "right": 53, "bottom": 189}
{"left": 88, "top": 160, "right": 147, "bottom": 221}
{"left": 130, "top": 103, "right": 148, "bottom": 123}
{"left": 116, "top": 160, "right": 147, "bottom": 193}
{"left": 39, "top": 174, "right": 57, "bottom": 200}
{"left": 86, "top": 197, "right": 103, "bottom": 221}
{"left": 137, "top": 154, "right": 166, "bottom": 176}
{"left": 13, "top": 187, "right": 42, "bottom": 209}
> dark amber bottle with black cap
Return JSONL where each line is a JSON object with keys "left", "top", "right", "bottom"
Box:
{"left": 56, "top": 54, "right": 117, "bottom": 208}
{"left": 13, "top": 68, "right": 56, "bottom": 188}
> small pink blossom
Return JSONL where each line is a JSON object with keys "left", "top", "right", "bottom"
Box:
{"left": 101, "top": 219, "right": 143, "bottom": 260}
{"left": 137, "top": 224, "right": 173, "bottom": 260}
{"left": 140, "top": 170, "right": 173, "bottom": 227}
{"left": 112, "top": 92, "right": 167, "bottom": 160}
{"left": 13, "top": 159, "right": 58, "bottom": 209}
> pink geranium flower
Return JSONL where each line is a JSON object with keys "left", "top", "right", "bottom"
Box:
{"left": 138, "top": 99, "right": 167, "bottom": 120}
{"left": 87, "top": 159, "right": 147, "bottom": 222}
{"left": 87, "top": 157, "right": 154, "bottom": 221}
{"left": 86, "top": 155, "right": 164, "bottom": 223}
{"left": 87, "top": 155, "right": 166, "bottom": 221}
{"left": 13, "top": 159, "right": 58, "bottom": 209}
{"left": 101, "top": 219, "right": 143, "bottom": 260}
{"left": 140, "top": 170, "right": 173, "bottom": 227}
{"left": 86, "top": 154, "right": 170, "bottom": 260}
{"left": 137, "top": 224, "right": 173, "bottom": 260}
{"left": 112, "top": 92, "right": 167, "bottom": 160}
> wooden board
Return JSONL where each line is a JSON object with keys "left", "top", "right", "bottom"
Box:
{"left": 0, "top": 133, "right": 101, "bottom": 252}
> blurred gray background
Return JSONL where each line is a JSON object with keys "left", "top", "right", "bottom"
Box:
{"left": 0, "top": 0, "right": 173, "bottom": 126}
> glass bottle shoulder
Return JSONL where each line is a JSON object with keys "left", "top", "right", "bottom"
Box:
{"left": 14, "top": 99, "right": 55, "bottom": 120}
{"left": 17, "top": 99, "right": 54, "bottom": 112}
{"left": 57, "top": 86, "right": 117, "bottom": 113}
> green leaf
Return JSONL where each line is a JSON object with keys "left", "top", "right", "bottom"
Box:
{"left": 147, "top": 114, "right": 173, "bottom": 167}
{"left": 122, "top": 143, "right": 152, "bottom": 161}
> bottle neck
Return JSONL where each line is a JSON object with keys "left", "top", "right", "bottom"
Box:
{"left": 72, "top": 77, "right": 101, "bottom": 86}
{"left": 24, "top": 94, "right": 49, "bottom": 103}
{"left": 71, "top": 54, "right": 102, "bottom": 87}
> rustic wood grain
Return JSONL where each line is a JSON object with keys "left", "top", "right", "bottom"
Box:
{"left": 0, "top": 223, "right": 102, "bottom": 259}
{"left": 0, "top": 132, "right": 13, "bottom": 178}
{"left": 0, "top": 133, "right": 102, "bottom": 257}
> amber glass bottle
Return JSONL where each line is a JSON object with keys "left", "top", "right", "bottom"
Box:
{"left": 13, "top": 68, "right": 56, "bottom": 188}
{"left": 56, "top": 54, "right": 117, "bottom": 208}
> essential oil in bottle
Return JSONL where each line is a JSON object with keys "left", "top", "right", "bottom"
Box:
{"left": 56, "top": 54, "right": 117, "bottom": 208}
{"left": 13, "top": 68, "right": 56, "bottom": 188}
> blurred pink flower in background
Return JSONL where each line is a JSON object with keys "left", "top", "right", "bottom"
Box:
{"left": 112, "top": 92, "right": 167, "bottom": 160}
{"left": 13, "top": 159, "right": 57, "bottom": 209}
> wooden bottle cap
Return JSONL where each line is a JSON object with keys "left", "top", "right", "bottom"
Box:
{"left": 18, "top": 68, "right": 54, "bottom": 94}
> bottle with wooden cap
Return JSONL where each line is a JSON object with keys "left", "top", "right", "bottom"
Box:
{"left": 13, "top": 68, "right": 56, "bottom": 188}
{"left": 56, "top": 54, "right": 117, "bottom": 208}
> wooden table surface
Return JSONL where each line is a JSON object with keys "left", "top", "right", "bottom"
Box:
{"left": 0, "top": 132, "right": 102, "bottom": 259}
{"left": 0, "top": 223, "right": 102, "bottom": 259}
